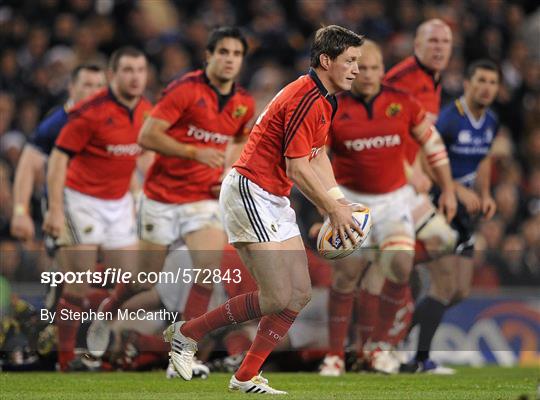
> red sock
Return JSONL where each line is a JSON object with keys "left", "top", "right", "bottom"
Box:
{"left": 371, "top": 279, "right": 408, "bottom": 343}
{"left": 235, "top": 308, "right": 298, "bottom": 381}
{"left": 180, "top": 291, "right": 261, "bottom": 342}
{"left": 224, "top": 331, "right": 253, "bottom": 356}
{"left": 388, "top": 286, "right": 414, "bottom": 346}
{"left": 100, "top": 283, "right": 131, "bottom": 314}
{"left": 56, "top": 298, "right": 82, "bottom": 371}
{"left": 183, "top": 284, "right": 213, "bottom": 321}
{"left": 356, "top": 289, "right": 379, "bottom": 351}
{"left": 328, "top": 289, "right": 354, "bottom": 358}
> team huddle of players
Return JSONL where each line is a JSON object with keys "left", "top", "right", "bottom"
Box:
{"left": 10, "top": 20, "right": 500, "bottom": 394}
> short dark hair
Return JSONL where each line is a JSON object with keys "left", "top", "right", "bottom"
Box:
{"left": 206, "top": 26, "right": 248, "bottom": 56}
{"left": 310, "top": 25, "right": 364, "bottom": 68}
{"left": 465, "top": 59, "right": 500, "bottom": 80}
{"left": 108, "top": 46, "right": 146, "bottom": 72}
{"left": 70, "top": 64, "right": 103, "bottom": 82}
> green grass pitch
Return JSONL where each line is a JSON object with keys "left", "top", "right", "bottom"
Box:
{"left": 1, "top": 367, "right": 538, "bottom": 399}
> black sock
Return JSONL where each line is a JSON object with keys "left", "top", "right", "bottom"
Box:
{"left": 413, "top": 296, "right": 447, "bottom": 362}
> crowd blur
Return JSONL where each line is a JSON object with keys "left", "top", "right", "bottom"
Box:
{"left": 0, "top": 0, "right": 539, "bottom": 290}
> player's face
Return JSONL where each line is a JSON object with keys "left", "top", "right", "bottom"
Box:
{"left": 327, "top": 46, "right": 362, "bottom": 92}
{"left": 353, "top": 51, "right": 384, "bottom": 96}
{"left": 113, "top": 55, "right": 148, "bottom": 99}
{"left": 465, "top": 68, "right": 500, "bottom": 107}
{"left": 416, "top": 25, "right": 452, "bottom": 72}
{"left": 69, "top": 70, "right": 106, "bottom": 104}
{"left": 206, "top": 38, "right": 244, "bottom": 83}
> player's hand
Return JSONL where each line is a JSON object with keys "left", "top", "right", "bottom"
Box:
{"left": 194, "top": 148, "right": 225, "bottom": 168}
{"left": 10, "top": 214, "right": 35, "bottom": 241}
{"left": 409, "top": 167, "right": 432, "bottom": 194}
{"left": 438, "top": 189, "right": 457, "bottom": 222}
{"left": 327, "top": 202, "right": 366, "bottom": 249}
{"left": 481, "top": 195, "right": 497, "bottom": 220}
{"left": 456, "top": 186, "right": 481, "bottom": 215}
{"left": 42, "top": 208, "right": 65, "bottom": 239}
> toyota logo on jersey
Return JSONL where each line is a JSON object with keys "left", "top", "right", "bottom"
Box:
{"left": 187, "top": 124, "right": 232, "bottom": 144}
{"left": 343, "top": 134, "right": 401, "bottom": 152}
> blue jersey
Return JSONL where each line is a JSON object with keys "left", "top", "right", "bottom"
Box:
{"left": 436, "top": 96, "right": 499, "bottom": 188}
{"left": 28, "top": 105, "right": 69, "bottom": 156}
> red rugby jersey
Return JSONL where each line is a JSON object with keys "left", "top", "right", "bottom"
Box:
{"left": 143, "top": 70, "right": 254, "bottom": 204}
{"left": 56, "top": 88, "right": 152, "bottom": 199}
{"left": 384, "top": 56, "right": 441, "bottom": 163}
{"left": 234, "top": 68, "right": 337, "bottom": 197}
{"left": 330, "top": 85, "right": 425, "bottom": 194}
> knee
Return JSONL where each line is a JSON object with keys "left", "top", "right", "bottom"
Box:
{"left": 293, "top": 284, "right": 312, "bottom": 309}
{"left": 260, "top": 288, "right": 291, "bottom": 314}
{"left": 386, "top": 252, "right": 414, "bottom": 283}
{"left": 333, "top": 265, "right": 362, "bottom": 292}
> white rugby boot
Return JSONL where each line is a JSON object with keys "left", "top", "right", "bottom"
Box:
{"left": 228, "top": 373, "right": 287, "bottom": 395}
{"left": 319, "top": 354, "right": 345, "bottom": 376}
{"left": 163, "top": 321, "right": 198, "bottom": 380}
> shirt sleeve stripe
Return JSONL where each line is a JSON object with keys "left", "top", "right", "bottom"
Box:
{"left": 283, "top": 87, "right": 318, "bottom": 144}
{"left": 283, "top": 93, "right": 320, "bottom": 153}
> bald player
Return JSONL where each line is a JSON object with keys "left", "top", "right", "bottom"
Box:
{"left": 385, "top": 19, "right": 462, "bottom": 374}
{"left": 319, "top": 40, "right": 455, "bottom": 376}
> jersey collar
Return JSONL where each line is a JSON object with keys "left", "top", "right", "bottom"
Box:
{"left": 414, "top": 55, "right": 441, "bottom": 88}
{"left": 350, "top": 85, "right": 384, "bottom": 119}
{"left": 202, "top": 70, "right": 236, "bottom": 111}
{"left": 309, "top": 68, "right": 338, "bottom": 119}
{"left": 107, "top": 87, "right": 141, "bottom": 122}
{"left": 459, "top": 96, "right": 487, "bottom": 129}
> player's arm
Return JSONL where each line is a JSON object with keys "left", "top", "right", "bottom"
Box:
{"left": 129, "top": 150, "right": 155, "bottom": 196}
{"left": 138, "top": 117, "right": 224, "bottom": 168}
{"left": 286, "top": 155, "right": 364, "bottom": 247}
{"left": 42, "top": 148, "right": 68, "bottom": 238}
{"left": 411, "top": 117, "right": 457, "bottom": 221}
{"left": 10, "top": 145, "right": 46, "bottom": 240}
{"left": 405, "top": 154, "right": 433, "bottom": 194}
{"left": 475, "top": 154, "right": 496, "bottom": 219}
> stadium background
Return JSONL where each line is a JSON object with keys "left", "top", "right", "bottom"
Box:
{"left": 0, "top": 0, "right": 539, "bottom": 369}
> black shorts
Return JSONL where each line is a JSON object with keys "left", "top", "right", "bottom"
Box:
{"left": 431, "top": 189, "right": 479, "bottom": 257}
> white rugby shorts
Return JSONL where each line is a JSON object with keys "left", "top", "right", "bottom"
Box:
{"left": 340, "top": 185, "right": 415, "bottom": 247}
{"left": 60, "top": 188, "right": 137, "bottom": 249}
{"left": 219, "top": 169, "right": 300, "bottom": 243}
{"left": 138, "top": 194, "right": 222, "bottom": 246}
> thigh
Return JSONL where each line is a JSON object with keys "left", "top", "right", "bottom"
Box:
{"left": 184, "top": 223, "right": 227, "bottom": 266}
{"left": 234, "top": 236, "right": 307, "bottom": 298}
{"left": 456, "top": 256, "right": 474, "bottom": 292}
{"left": 137, "top": 239, "right": 168, "bottom": 275}
{"left": 101, "top": 242, "right": 139, "bottom": 274}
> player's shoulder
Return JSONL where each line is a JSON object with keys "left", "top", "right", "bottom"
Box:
{"left": 280, "top": 74, "right": 318, "bottom": 101}
{"left": 68, "top": 88, "right": 110, "bottom": 119}
{"left": 139, "top": 96, "right": 154, "bottom": 110}
{"left": 384, "top": 56, "right": 420, "bottom": 83}
{"left": 381, "top": 83, "right": 414, "bottom": 100}
{"left": 485, "top": 108, "right": 499, "bottom": 125}
{"left": 40, "top": 105, "right": 68, "bottom": 127}
{"left": 234, "top": 84, "right": 255, "bottom": 104}
{"left": 162, "top": 69, "right": 205, "bottom": 95}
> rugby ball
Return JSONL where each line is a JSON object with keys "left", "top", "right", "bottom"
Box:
{"left": 317, "top": 207, "right": 372, "bottom": 259}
